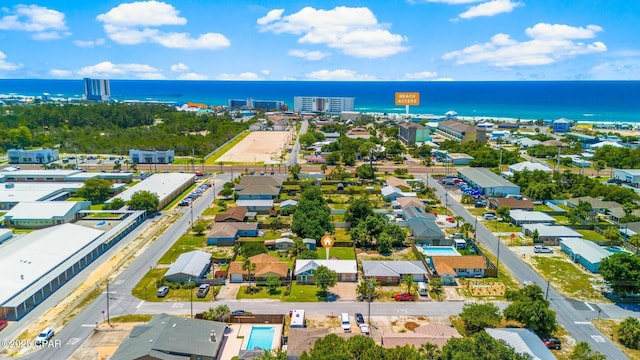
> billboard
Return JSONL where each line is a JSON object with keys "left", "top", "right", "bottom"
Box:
{"left": 395, "top": 92, "right": 420, "bottom": 106}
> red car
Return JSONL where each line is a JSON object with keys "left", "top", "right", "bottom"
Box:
{"left": 394, "top": 293, "right": 415, "bottom": 301}
{"left": 0, "top": 319, "right": 8, "bottom": 332}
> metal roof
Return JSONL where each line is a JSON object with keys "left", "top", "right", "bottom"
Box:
{"left": 110, "top": 173, "right": 194, "bottom": 203}
{"left": 235, "top": 199, "right": 274, "bottom": 207}
{"left": 509, "top": 210, "right": 556, "bottom": 223}
{"left": 362, "top": 261, "right": 427, "bottom": 277}
{"left": 522, "top": 224, "right": 581, "bottom": 238}
{"left": 485, "top": 328, "right": 555, "bottom": 360}
{"left": 165, "top": 250, "right": 211, "bottom": 279}
{"left": 458, "top": 168, "right": 520, "bottom": 190}
{"left": 4, "top": 201, "right": 89, "bottom": 220}
{"left": 294, "top": 260, "right": 357, "bottom": 276}
{"left": 0, "top": 223, "right": 104, "bottom": 306}
{"left": 0, "top": 182, "right": 85, "bottom": 203}
{"left": 560, "top": 238, "right": 611, "bottom": 264}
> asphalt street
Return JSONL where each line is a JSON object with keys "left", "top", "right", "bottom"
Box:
{"left": 422, "top": 174, "right": 632, "bottom": 359}
{"left": 286, "top": 119, "right": 307, "bottom": 166}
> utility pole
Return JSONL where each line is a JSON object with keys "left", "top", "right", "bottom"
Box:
{"left": 545, "top": 279, "right": 550, "bottom": 301}
{"left": 189, "top": 277, "right": 194, "bottom": 318}
{"left": 496, "top": 239, "right": 501, "bottom": 274}
{"left": 367, "top": 279, "right": 373, "bottom": 325}
{"left": 106, "top": 280, "right": 111, "bottom": 326}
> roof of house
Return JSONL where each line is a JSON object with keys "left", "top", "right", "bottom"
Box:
{"left": 560, "top": 238, "right": 611, "bottom": 264}
{"left": 485, "top": 328, "right": 556, "bottom": 360}
{"left": 386, "top": 176, "right": 409, "bottom": 189}
{"left": 554, "top": 118, "right": 571, "bottom": 124}
{"left": 206, "top": 222, "right": 258, "bottom": 238}
{"left": 540, "top": 139, "right": 569, "bottom": 147}
{"left": 238, "top": 175, "right": 284, "bottom": 188}
{"left": 516, "top": 138, "right": 541, "bottom": 147}
{"left": 275, "top": 237, "right": 294, "bottom": 244}
{"left": 458, "top": 167, "right": 520, "bottom": 190}
{"left": 287, "top": 328, "right": 360, "bottom": 357}
{"left": 280, "top": 199, "right": 298, "bottom": 207}
{"left": 346, "top": 128, "right": 371, "bottom": 136}
{"left": 509, "top": 161, "right": 552, "bottom": 172}
{"left": 446, "top": 153, "right": 474, "bottom": 160}
{"left": 403, "top": 206, "right": 436, "bottom": 221}
{"left": 382, "top": 323, "right": 461, "bottom": 349}
{"left": 431, "top": 256, "right": 486, "bottom": 276}
{"left": 4, "top": 201, "right": 88, "bottom": 220}
{"left": 165, "top": 250, "right": 210, "bottom": 279}
{"left": 399, "top": 121, "right": 425, "bottom": 129}
{"left": 110, "top": 313, "right": 227, "bottom": 360}
{"left": 566, "top": 196, "right": 619, "bottom": 210}
{"left": 438, "top": 120, "right": 477, "bottom": 133}
{"left": 407, "top": 217, "right": 445, "bottom": 239}
{"left": 490, "top": 197, "right": 534, "bottom": 210}
{"left": 236, "top": 184, "right": 281, "bottom": 196}
{"left": 590, "top": 140, "right": 624, "bottom": 149}
{"left": 522, "top": 224, "right": 582, "bottom": 238}
{"left": 214, "top": 206, "right": 248, "bottom": 222}
{"left": 509, "top": 210, "right": 555, "bottom": 222}
{"left": 228, "top": 253, "right": 289, "bottom": 277}
{"left": 235, "top": 199, "right": 274, "bottom": 208}
{"left": 362, "top": 261, "right": 428, "bottom": 277}
{"left": 381, "top": 185, "right": 416, "bottom": 198}
{"left": 294, "top": 260, "right": 358, "bottom": 276}
{"left": 396, "top": 197, "right": 426, "bottom": 210}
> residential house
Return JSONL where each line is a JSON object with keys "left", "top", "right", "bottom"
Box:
{"left": 303, "top": 238, "right": 316, "bottom": 250}
{"left": 274, "top": 237, "right": 294, "bottom": 250}
{"left": 214, "top": 206, "right": 247, "bottom": 222}
{"left": 280, "top": 199, "right": 298, "bottom": 209}
{"left": 237, "top": 175, "right": 285, "bottom": 188}
{"left": 488, "top": 197, "right": 534, "bottom": 211}
{"left": 346, "top": 127, "right": 371, "bottom": 139}
{"left": 295, "top": 260, "right": 358, "bottom": 283}
{"left": 522, "top": 224, "right": 582, "bottom": 244}
{"left": 381, "top": 185, "right": 417, "bottom": 201}
{"left": 552, "top": 118, "right": 571, "bottom": 133}
{"left": 508, "top": 161, "right": 551, "bottom": 173}
{"left": 385, "top": 176, "right": 410, "bottom": 191}
{"left": 361, "top": 261, "right": 429, "bottom": 285}
{"left": 164, "top": 250, "right": 211, "bottom": 283}
{"left": 235, "top": 184, "right": 280, "bottom": 200}
{"left": 445, "top": 153, "right": 474, "bottom": 165}
{"left": 403, "top": 207, "right": 446, "bottom": 245}
{"left": 485, "top": 328, "right": 556, "bottom": 360}
{"left": 235, "top": 199, "right": 274, "bottom": 212}
{"left": 515, "top": 137, "right": 541, "bottom": 149}
{"left": 395, "top": 197, "right": 426, "bottom": 211}
{"left": 560, "top": 238, "right": 611, "bottom": 273}
{"left": 508, "top": 210, "right": 556, "bottom": 226}
{"left": 110, "top": 313, "right": 226, "bottom": 360}
{"left": 206, "top": 222, "right": 259, "bottom": 245}
{"left": 228, "top": 253, "right": 289, "bottom": 283}
{"left": 565, "top": 196, "right": 619, "bottom": 215}
{"left": 430, "top": 256, "right": 487, "bottom": 285}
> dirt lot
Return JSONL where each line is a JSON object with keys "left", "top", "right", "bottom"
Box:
{"left": 69, "top": 322, "right": 141, "bottom": 360}
{"left": 215, "top": 130, "right": 293, "bottom": 164}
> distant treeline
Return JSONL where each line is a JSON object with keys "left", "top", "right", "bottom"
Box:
{"left": 0, "top": 103, "right": 249, "bottom": 156}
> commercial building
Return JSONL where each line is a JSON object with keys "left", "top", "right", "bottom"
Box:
{"left": 227, "top": 98, "right": 286, "bottom": 111}
{"left": 0, "top": 182, "right": 86, "bottom": 210}
{"left": 83, "top": 78, "right": 111, "bottom": 102}
{"left": 164, "top": 250, "right": 211, "bottom": 283}
{"left": 508, "top": 210, "right": 556, "bottom": 226}
{"left": 129, "top": 149, "right": 175, "bottom": 164}
{"left": 508, "top": 161, "right": 552, "bottom": 173}
{"left": 445, "top": 153, "right": 474, "bottom": 165}
{"left": 3, "top": 201, "right": 91, "bottom": 229}
{"left": 7, "top": 148, "right": 59, "bottom": 164}
{"left": 0, "top": 211, "right": 146, "bottom": 321}
{"left": 613, "top": 169, "right": 640, "bottom": 187}
{"left": 108, "top": 173, "right": 195, "bottom": 209}
{"left": 293, "top": 96, "right": 355, "bottom": 114}
{"left": 398, "top": 122, "right": 430, "bottom": 145}
{"left": 457, "top": 168, "right": 520, "bottom": 196}
{"left": 0, "top": 169, "right": 132, "bottom": 183}
{"left": 436, "top": 120, "right": 486, "bottom": 144}
{"left": 560, "top": 238, "right": 611, "bottom": 273}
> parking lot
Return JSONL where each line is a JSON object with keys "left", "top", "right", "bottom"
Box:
{"left": 178, "top": 182, "right": 212, "bottom": 207}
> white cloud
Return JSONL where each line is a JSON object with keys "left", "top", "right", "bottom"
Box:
{"left": 442, "top": 23, "right": 607, "bottom": 67}
{"left": 77, "top": 61, "right": 163, "bottom": 79}
{"left": 0, "top": 50, "right": 22, "bottom": 71}
{"left": 459, "top": 0, "right": 521, "bottom": 19}
{"left": 403, "top": 71, "right": 438, "bottom": 80}
{"left": 258, "top": 6, "right": 408, "bottom": 59}
{"left": 288, "top": 49, "right": 330, "bottom": 61}
{"left": 215, "top": 72, "right": 262, "bottom": 80}
{"left": 73, "top": 39, "right": 106, "bottom": 48}
{"left": 257, "top": 9, "right": 284, "bottom": 25}
{"left": 48, "top": 69, "right": 73, "bottom": 77}
{"left": 0, "top": 4, "right": 69, "bottom": 40}
{"left": 171, "top": 63, "right": 189, "bottom": 72}
{"left": 260, "top": 69, "right": 270, "bottom": 75}
{"left": 411, "top": 0, "right": 482, "bottom": 3}
{"left": 589, "top": 60, "right": 640, "bottom": 80}
{"left": 177, "top": 72, "right": 208, "bottom": 80}
{"left": 304, "top": 69, "right": 376, "bottom": 80}
{"left": 97, "top": 1, "right": 230, "bottom": 50}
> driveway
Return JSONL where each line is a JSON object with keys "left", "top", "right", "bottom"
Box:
{"left": 330, "top": 282, "right": 357, "bottom": 301}
{"left": 217, "top": 283, "right": 240, "bottom": 300}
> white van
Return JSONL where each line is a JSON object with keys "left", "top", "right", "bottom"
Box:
{"left": 340, "top": 313, "right": 351, "bottom": 332}
{"left": 418, "top": 282, "right": 429, "bottom": 296}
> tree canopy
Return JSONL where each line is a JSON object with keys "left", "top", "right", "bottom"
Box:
{"left": 503, "top": 285, "right": 557, "bottom": 337}
{"left": 127, "top": 190, "right": 160, "bottom": 213}
{"left": 599, "top": 253, "right": 640, "bottom": 295}
{"left": 459, "top": 303, "right": 502, "bottom": 335}
{"left": 77, "top": 178, "right": 113, "bottom": 204}
{"left": 292, "top": 186, "right": 334, "bottom": 239}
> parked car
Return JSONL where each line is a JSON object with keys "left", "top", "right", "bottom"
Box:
{"left": 394, "top": 293, "right": 415, "bottom": 301}
{"left": 534, "top": 245, "right": 553, "bottom": 253}
{"left": 359, "top": 323, "right": 370, "bottom": 335}
{"left": 196, "top": 284, "right": 210, "bottom": 298}
{"left": 157, "top": 286, "right": 169, "bottom": 297}
{"left": 232, "top": 310, "right": 249, "bottom": 315}
{"left": 0, "top": 319, "right": 8, "bottom": 332}
{"left": 482, "top": 213, "right": 497, "bottom": 220}
{"left": 355, "top": 313, "right": 365, "bottom": 325}
{"left": 35, "top": 327, "right": 55, "bottom": 346}
{"left": 542, "top": 337, "right": 562, "bottom": 350}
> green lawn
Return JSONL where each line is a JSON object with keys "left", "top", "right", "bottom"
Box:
{"left": 529, "top": 255, "right": 608, "bottom": 302}
{"left": 204, "top": 130, "right": 250, "bottom": 164}
{"left": 552, "top": 215, "right": 570, "bottom": 224}
{"left": 132, "top": 268, "right": 215, "bottom": 302}
{"left": 576, "top": 229, "right": 606, "bottom": 241}
{"left": 157, "top": 234, "right": 209, "bottom": 264}
{"left": 334, "top": 228, "right": 352, "bottom": 242}
{"left": 483, "top": 221, "right": 520, "bottom": 233}
{"left": 534, "top": 205, "right": 554, "bottom": 212}
{"left": 286, "top": 281, "right": 323, "bottom": 302}
{"left": 236, "top": 285, "right": 287, "bottom": 300}
{"left": 316, "top": 246, "right": 356, "bottom": 260}
{"left": 109, "top": 314, "right": 153, "bottom": 322}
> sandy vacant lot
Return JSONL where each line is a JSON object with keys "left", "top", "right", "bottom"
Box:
{"left": 215, "top": 130, "right": 292, "bottom": 164}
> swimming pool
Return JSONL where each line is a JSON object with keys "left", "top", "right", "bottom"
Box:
{"left": 605, "top": 246, "right": 632, "bottom": 254}
{"left": 246, "top": 326, "right": 275, "bottom": 350}
{"left": 421, "top": 246, "right": 461, "bottom": 256}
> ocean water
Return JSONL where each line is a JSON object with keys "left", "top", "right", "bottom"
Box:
{"left": 0, "top": 79, "right": 639, "bottom": 123}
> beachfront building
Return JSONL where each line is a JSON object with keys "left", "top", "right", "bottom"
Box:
{"left": 436, "top": 120, "right": 487, "bottom": 144}
{"left": 399, "top": 122, "right": 430, "bottom": 145}
{"left": 552, "top": 118, "right": 571, "bottom": 133}
{"left": 7, "top": 148, "right": 59, "bottom": 164}
{"left": 129, "top": 149, "right": 175, "bottom": 164}
{"left": 457, "top": 168, "right": 520, "bottom": 196}
{"left": 83, "top": 78, "right": 111, "bottom": 102}
{"left": 293, "top": 96, "right": 355, "bottom": 114}
{"left": 227, "top": 98, "right": 286, "bottom": 111}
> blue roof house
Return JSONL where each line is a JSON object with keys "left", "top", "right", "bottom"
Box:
{"left": 552, "top": 118, "right": 571, "bottom": 133}
{"left": 560, "top": 237, "right": 611, "bottom": 273}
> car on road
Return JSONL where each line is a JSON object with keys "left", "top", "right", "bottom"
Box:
{"left": 35, "top": 327, "right": 54, "bottom": 345}
{"left": 196, "top": 284, "right": 210, "bottom": 298}
{"left": 157, "top": 286, "right": 169, "bottom": 297}
{"left": 394, "top": 293, "right": 415, "bottom": 301}
{"left": 534, "top": 245, "right": 553, "bottom": 253}
{"left": 232, "top": 310, "right": 249, "bottom": 315}
{"left": 359, "top": 323, "right": 370, "bottom": 335}
{"left": 542, "top": 337, "right": 561, "bottom": 350}
{"left": 355, "top": 313, "right": 365, "bottom": 325}
{"left": 482, "top": 213, "right": 497, "bottom": 220}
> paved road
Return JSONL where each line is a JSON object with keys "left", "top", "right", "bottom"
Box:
{"left": 286, "top": 119, "right": 308, "bottom": 166}
{"left": 422, "top": 174, "right": 631, "bottom": 359}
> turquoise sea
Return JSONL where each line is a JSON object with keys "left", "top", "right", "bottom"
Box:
{"left": 0, "top": 79, "right": 639, "bottom": 123}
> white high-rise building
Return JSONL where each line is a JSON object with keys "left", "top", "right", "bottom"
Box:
{"left": 83, "top": 78, "right": 111, "bottom": 101}
{"left": 293, "top": 96, "right": 354, "bottom": 113}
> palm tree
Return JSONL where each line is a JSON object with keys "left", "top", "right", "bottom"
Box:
{"left": 460, "top": 223, "right": 474, "bottom": 238}
{"left": 289, "top": 238, "right": 308, "bottom": 258}
{"left": 454, "top": 215, "right": 465, "bottom": 228}
{"left": 401, "top": 274, "right": 417, "bottom": 296}
{"left": 356, "top": 278, "right": 381, "bottom": 300}
{"left": 214, "top": 304, "right": 231, "bottom": 322}
{"left": 242, "top": 258, "right": 256, "bottom": 290}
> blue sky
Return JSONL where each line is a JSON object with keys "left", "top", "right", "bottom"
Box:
{"left": 0, "top": 0, "right": 638, "bottom": 80}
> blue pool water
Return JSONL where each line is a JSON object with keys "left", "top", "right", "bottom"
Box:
{"left": 421, "top": 246, "right": 461, "bottom": 256}
{"left": 246, "top": 326, "right": 275, "bottom": 350}
{"left": 96, "top": 221, "right": 106, "bottom": 227}
{"left": 605, "top": 246, "right": 632, "bottom": 254}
